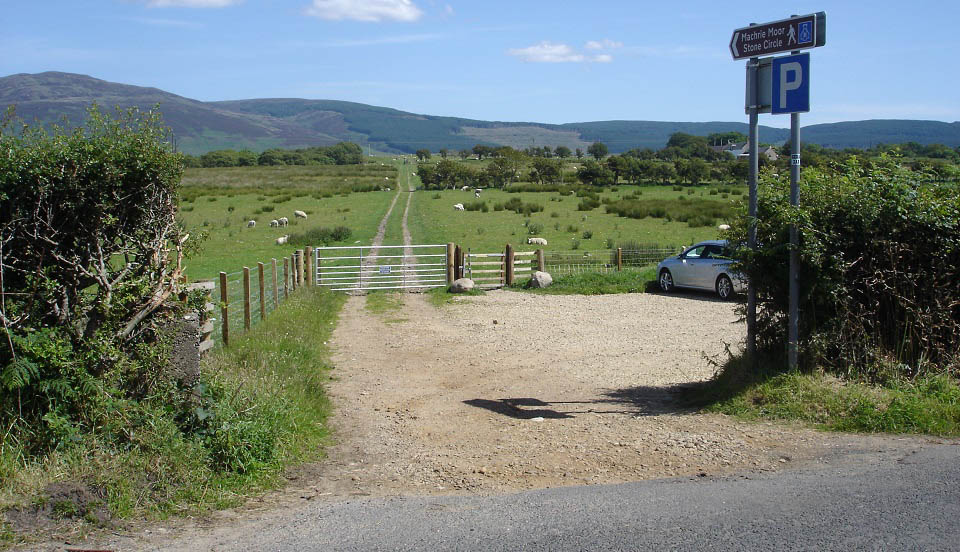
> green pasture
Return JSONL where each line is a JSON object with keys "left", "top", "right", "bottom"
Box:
{"left": 407, "top": 184, "right": 742, "bottom": 255}
{"left": 178, "top": 163, "right": 400, "bottom": 280}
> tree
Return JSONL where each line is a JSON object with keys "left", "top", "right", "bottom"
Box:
{"left": 587, "top": 141, "right": 608, "bottom": 160}
{"left": 458, "top": 149, "right": 470, "bottom": 160}
{"left": 606, "top": 155, "right": 632, "bottom": 185}
{"left": 554, "top": 145, "right": 572, "bottom": 159}
{"left": 237, "top": 149, "right": 258, "bottom": 166}
{"left": 415, "top": 149, "right": 432, "bottom": 162}
{"left": 576, "top": 160, "right": 615, "bottom": 186}
{"left": 439, "top": 148, "right": 449, "bottom": 159}
{"left": 575, "top": 147, "right": 584, "bottom": 160}
{"left": 530, "top": 157, "right": 562, "bottom": 185}
{"left": 473, "top": 144, "right": 493, "bottom": 160}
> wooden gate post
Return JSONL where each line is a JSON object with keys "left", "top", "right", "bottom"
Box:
{"left": 616, "top": 247, "right": 623, "bottom": 271}
{"left": 305, "top": 246, "right": 313, "bottom": 287}
{"left": 536, "top": 248, "right": 545, "bottom": 272}
{"left": 505, "top": 243, "right": 515, "bottom": 285}
{"left": 290, "top": 253, "right": 297, "bottom": 290}
{"left": 283, "top": 257, "right": 289, "bottom": 298}
{"left": 242, "top": 266, "right": 251, "bottom": 330}
{"left": 219, "top": 271, "right": 229, "bottom": 347}
{"left": 446, "top": 242, "right": 455, "bottom": 284}
{"left": 258, "top": 262, "right": 266, "bottom": 320}
{"left": 272, "top": 258, "right": 279, "bottom": 309}
{"left": 454, "top": 245, "right": 463, "bottom": 280}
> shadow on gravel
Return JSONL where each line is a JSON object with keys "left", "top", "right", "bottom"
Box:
{"left": 465, "top": 388, "right": 698, "bottom": 420}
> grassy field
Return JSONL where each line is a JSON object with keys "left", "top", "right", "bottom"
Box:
{"left": 178, "top": 164, "right": 400, "bottom": 280}
{"left": 176, "top": 160, "right": 745, "bottom": 280}
{"left": 407, "top": 183, "right": 742, "bottom": 255}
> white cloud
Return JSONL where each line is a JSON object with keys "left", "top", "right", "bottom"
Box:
{"left": 305, "top": 0, "right": 423, "bottom": 22}
{"left": 147, "top": 0, "right": 240, "bottom": 7}
{"left": 508, "top": 41, "right": 613, "bottom": 63}
{"left": 585, "top": 39, "right": 622, "bottom": 51}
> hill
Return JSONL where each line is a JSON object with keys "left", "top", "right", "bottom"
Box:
{"left": 2, "top": 72, "right": 958, "bottom": 155}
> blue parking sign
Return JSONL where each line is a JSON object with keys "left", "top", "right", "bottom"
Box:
{"left": 771, "top": 53, "right": 810, "bottom": 114}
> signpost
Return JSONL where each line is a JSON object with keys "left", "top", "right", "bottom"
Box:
{"left": 732, "top": 14, "right": 825, "bottom": 370}
{"left": 730, "top": 13, "right": 825, "bottom": 60}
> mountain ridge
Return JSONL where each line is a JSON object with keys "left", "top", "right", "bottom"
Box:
{"left": 3, "top": 72, "right": 958, "bottom": 155}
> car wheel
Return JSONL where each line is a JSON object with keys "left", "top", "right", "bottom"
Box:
{"left": 659, "top": 269, "right": 674, "bottom": 292}
{"left": 716, "top": 274, "right": 734, "bottom": 300}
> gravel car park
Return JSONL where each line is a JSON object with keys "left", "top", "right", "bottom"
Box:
{"left": 656, "top": 239, "right": 746, "bottom": 299}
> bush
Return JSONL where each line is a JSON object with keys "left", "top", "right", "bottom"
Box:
{"left": 464, "top": 200, "right": 488, "bottom": 212}
{"left": 577, "top": 198, "right": 601, "bottom": 211}
{"left": 582, "top": 230, "right": 593, "bottom": 239}
{"left": 566, "top": 224, "right": 580, "bottom": 233}
{"left": 288, "top": 225, "right": 353, "bottom": 246}
{"left": 502, "top": 197, "right": 543, "bottom": 215}
{"left": 527, "top": 222, "right": 544, "bottom": 235}
{"left": 730, "top": 158, "right": 960, "bottom": 380}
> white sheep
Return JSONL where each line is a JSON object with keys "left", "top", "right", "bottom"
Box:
{"left": 270, "top": 219, "right": 279, "bottom": 227}
{"left": 474, "top": 191, "right": 480, "bottom": 198}
{"left": 278, "top": 217, "right": 289, "bottom": 227}
{"left": 385, "top": 187, "right": 391, "bottom": 191}
{"left": 294, "top": 210, "right": 307, "bottom": 219}
{"left": 461, "top": 185, "right": 470, "bottom": 192}
{"left": 275, "top": 235, "right": 289, "bottom": 245}
{"left": 718, "top": 224, "right": 731, "bottom": 231}
{"left": 527, "top": 237, "right": 548, "bottom": 245}
{"left": 454, "top": 203, "right": 465, "bottom": 211}
{"left": 246, "top": 220, "right": 256, "bottom": 228}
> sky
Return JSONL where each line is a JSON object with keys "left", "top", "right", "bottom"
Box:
{"left": 3, "top": 1, "right": 959, "bottom": 128}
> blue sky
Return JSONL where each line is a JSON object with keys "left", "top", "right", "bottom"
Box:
{"left": 3, "top": 1, "right": 959, "bottom": 128}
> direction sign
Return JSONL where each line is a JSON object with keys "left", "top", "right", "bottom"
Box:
{"left": 730, "top": 12, "right": 825, "bottom": 60}
{"left": 771, "top": 53, "right": 810, "bottom": 114}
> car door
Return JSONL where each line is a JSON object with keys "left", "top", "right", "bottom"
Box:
{"left": 675, "top": 244, "right": 706, "bottom": 287}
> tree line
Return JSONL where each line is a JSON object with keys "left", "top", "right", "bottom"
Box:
{"left": 182, "top": 142, "right": 363, "bottom": 168}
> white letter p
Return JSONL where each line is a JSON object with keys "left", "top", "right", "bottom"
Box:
{"left": 780, "top": 62, "right": 802, "bottom": 108}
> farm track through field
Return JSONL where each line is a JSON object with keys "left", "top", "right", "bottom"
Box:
{"left": 362, "top": 176, "right": 404, "bottom": 271}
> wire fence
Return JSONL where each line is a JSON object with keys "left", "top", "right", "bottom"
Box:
{"left": 543, "top": 247, "right": 679, "bottom": 276}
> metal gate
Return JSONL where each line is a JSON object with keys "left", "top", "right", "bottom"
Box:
{"left": 314, "top": 244, "right": 448, "bottom": 291}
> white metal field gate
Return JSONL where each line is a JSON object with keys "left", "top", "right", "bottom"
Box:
{"left": 314, "top": 244, "right": 448, "bottom": 291}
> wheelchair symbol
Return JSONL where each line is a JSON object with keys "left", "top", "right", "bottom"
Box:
{"left": 798, "top": 22, "right": 812, "bottom": 44}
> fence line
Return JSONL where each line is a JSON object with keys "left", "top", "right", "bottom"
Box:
{"left": 209, "top": 248, "right": 313, "bottom": 347}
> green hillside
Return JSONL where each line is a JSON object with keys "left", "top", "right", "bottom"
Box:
{"left": 2, "top": 71, "right": 958, "bottom": 155}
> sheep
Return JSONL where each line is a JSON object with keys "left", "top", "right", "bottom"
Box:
{"left": 246, "top": 220, "right": 256, "bottom": 228}
{"left": 454, "top": 203, "right": 465, "bottom": 211}
{"left": 718, "top": 224, "right": 731, "bottom": 231}
{"left": 474, "top": 190, "right": 481, "bottom": 198}
{"left": 461, "top": 185, "right": 470, "bottom": 192}
{"left": 527, "top": 237, "right": 548, "bottom": 245}
{"left": 294, "top": 210, "right": 307, "bottom": 219}
{"left": 270, "top": 219, "right": 279, "bottom": 227}
{"left": 278, "top": 217, "right": 289, "bottom": 227}
{"left": 275, "top": 235, "right": 289, "bottom": 245}
{"left": 385, "top": 187, "right": 391, "bottom": 191}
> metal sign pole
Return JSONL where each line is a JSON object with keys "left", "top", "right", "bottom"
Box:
{"left": 788, "top": 44, "right": 802, "bottom": 370}
{"left": 746, "top": 49, "right": 759, "bottom": 362}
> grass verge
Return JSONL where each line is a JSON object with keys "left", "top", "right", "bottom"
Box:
{"left": 425, "top": 287, "right": 485, "bottom": 307}
{"left": 0, "top": 287, "right": 345, "bottom": 546}
{"left": 510, "top": 267, "right": 657, "bottom": 295}
{"left": 687, "top": 353, "right": 960, "bottom": 436}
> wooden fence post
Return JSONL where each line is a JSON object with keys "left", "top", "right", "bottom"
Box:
{"left": 616, "top": 248, "right": 623, "bottom": 271}
{"left": 283, "top": 257, "right": 289, "bottom": 298}
{"left": 272, "top": 258, "right": 279, "bottom": 309}
{"left": 446, "top": 242, "right": 455, "bottom": 284}
{"left": 536, "top": 248, "right": 545, "bottom": 272}
{"left": 219, "top": 271, "right": 229, "bottom": 347}
{"left": 242, "top": 266, "right": 251, "bottom": 331}
{"left": 305, "top": 246, "right": 313, "bottom": 287}
{"left": 290, "top": 253, "right": 297, "bottom": 290}
{"left": 297, "top": 249, "right": 305, "bottom": 287}
{"left": 258, "top": 262, "right": 266, "bottom": 320}
{"left": 505, "top": 243, "right": 515, "bottom": 286}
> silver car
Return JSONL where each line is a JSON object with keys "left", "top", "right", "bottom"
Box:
{"left": 656, "top": 240, "right": 745, "bottom": 300}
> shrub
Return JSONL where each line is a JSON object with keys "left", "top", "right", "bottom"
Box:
{"left": 432, "top": 193, "right": 442, "bottom": 199}
{"left": 494, "top": 203, "right": 505, "bottom": 211}
{"left": 261, "top": 205, "right": 275, "bottom": 213}
{"left": 464, "top": 200, "right": 488, "bottom": 212}
{"left": 730, "top": 159, "right": 960, "bottom": 379}
{"left": 578, "top": 198, "right": 601, "bottom": 211}
{"left": 571, "top": 239, "right": 581, "bottom": 250}
{"left": 288, "top": 226, "right": 353, "bottom": 246}
{"left": 566, "top": 224, "right": 579, "bottom": 233}
{"left": 582, "top": 230, "right": 593, "bottom": 239}
{"left": 527, "top": 222, "right": 544, "bottom": 235}
{"left": 502, "top": 197, "right": 543, "bottom": 215}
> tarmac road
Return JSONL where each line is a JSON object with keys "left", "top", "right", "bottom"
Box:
{"left": 140, "top": 441, "right": 960, "bottom": 551}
